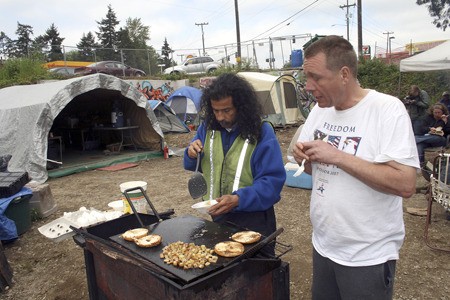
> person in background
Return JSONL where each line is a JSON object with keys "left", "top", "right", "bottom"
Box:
{"left": 183, "top": 73, "right": 286, "bottom": 252}
{"left": 403, "top": 85, "right": 430, "bottom": 134}
{"left": 439, "top": 91, "right": 450, "bottom": 113}
{"left": 415, "top": 103, "right": 450, "bottom": 166}
{"left": 291, "top": 35, "right": 419, "bottom": 300}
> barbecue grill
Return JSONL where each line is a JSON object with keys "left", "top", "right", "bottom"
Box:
{"left": 73, "top": 210, "right": 291, "bottom": 299}
{"left": 73, "top": 191, "right": 292, "bottom": 299}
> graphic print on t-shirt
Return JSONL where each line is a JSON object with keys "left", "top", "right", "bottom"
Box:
{"left": 312, "top": 129, "right": 362, "bottom": 197}
{"left": 342, "top": 137, "right": 362, "bottom": 155}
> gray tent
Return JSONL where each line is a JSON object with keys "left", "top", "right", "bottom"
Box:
{"left": 0, "top": 74, "right": 164, "bottom": 183}
{"left": 148, "top": 100, "right": 190, "bottom": 133}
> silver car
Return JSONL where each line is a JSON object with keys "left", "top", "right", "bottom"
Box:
{"left": 164, "top": 56, "right": 221, "bottom": 75}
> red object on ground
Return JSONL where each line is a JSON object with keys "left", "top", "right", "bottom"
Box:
{"left": 97, "top": 163, "right": 138, "bottom": 172}
{"left": 163, "top": 145, "right": 169, "bottom": 159}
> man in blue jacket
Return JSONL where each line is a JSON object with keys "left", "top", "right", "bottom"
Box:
{"left": 184, "top": 73, "right": 286, "bottom": 244}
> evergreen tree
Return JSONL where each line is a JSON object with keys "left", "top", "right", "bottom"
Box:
{"left": 14, "top": 22, "right": 33, "bottom": 58}
{"left": 160, "top": 38, "right": 174, "bottom": 68}
{"left": 76, "top": 32, "right": 98, "bottom": 62}
{"left": 416, "top": 0, "right": 450, "bottom": 30}
{"left": 96, "top": 4, "right": 120, "bottom": 60}
{"left": 0, "top": 32, "right": 15, "bottom": 59}
{"left": 42, "top": 23, "right": 65, "bottom": 61}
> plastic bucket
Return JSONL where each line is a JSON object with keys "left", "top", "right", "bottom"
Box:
{"left": 119, "top": 181, "right": 148, "bottom": 214}
{"left": 5, "top": 194, "right": 32, "bottom": 235}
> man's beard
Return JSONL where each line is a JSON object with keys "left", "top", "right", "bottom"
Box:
{"left": 219, "top": 120, "right": 233, "bottom": 128}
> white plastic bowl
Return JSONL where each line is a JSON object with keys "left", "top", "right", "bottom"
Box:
{"left": 108, "top": 200, "right": 124, "bottom": 212}
{"left": 191, "top": 199, "right": 218, "bottom": 214}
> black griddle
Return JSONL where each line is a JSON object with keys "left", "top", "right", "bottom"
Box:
{"left": 110, "top": 215, "right": 269, "bottom": 283}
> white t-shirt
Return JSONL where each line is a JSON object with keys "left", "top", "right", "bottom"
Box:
{"left": 299, "top": 90, "right": 420, "bottom": 267}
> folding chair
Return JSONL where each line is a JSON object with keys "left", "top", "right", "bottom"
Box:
{"left": 424, "top": 153, "right": 450, "bottom": 252}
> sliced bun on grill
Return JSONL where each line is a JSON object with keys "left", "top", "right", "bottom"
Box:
{"left": 214, "top": 241, "right": 244, "bottom": 257}
{"left": 122, "top": 228, "right": 149, "bottom": 241}
{"left": 134, "top": 234, "right": 162, "bottom": 248}
{"left": 231, "top": 231, "right": 261, "bottom": 244}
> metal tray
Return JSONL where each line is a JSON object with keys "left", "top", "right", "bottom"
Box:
{"left": 109, "top": 215, "right": 272, "bottom": 283}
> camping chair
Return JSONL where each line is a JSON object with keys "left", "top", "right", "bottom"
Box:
{"left": 424, "top": 152, "right": 450, "bottom": 252}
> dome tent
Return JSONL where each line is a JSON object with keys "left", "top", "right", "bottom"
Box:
{"left": 165, "top": 86, "right": 203, "bottom": 125}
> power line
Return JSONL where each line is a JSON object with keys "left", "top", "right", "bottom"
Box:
{"left": 250, "top": 0, "right": 319, "bottom": 40}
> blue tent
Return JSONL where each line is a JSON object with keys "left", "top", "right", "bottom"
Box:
{"left": 166, "top": 86, "right": 202, "bottom": 124}
{"left": 148, "top": 100, "right": 190, "bottom": 133}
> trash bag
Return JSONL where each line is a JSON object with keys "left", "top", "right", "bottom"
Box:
{"left": 0, "top": 155, "right": 12, "bottom": 172}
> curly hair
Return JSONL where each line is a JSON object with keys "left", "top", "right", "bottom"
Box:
{"left": 201, "top": 73, "right": 263, "bottom": 144}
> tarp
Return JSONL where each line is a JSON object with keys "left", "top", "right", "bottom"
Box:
{"left": 0, "top": 74, "right": 164, "bottom": 183}
{"left": 238, "top": 72, "right": 302, "bottom": 126}
{"left": 165, "top": 86, "right": 203, "bottom": 124}
{"left": 400, "top": 40, "right": 450, "bottom": 72}
{"left": 148, "top": 100, "right": 189, "bottom": 133}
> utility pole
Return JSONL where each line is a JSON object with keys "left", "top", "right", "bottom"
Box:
{"left": 383, "top": 31, "right": 394, "bottom": 60}
{"left": 195, "top": 22, "right": 208, "bottom": 56}
{"left": 234, "top": 0, "right": 242, "bottom": 66}
{"left": 357, "top": 0, "right": 363, "bottom": 59}
{"left": 177, "top": 54, "right": 184, "bottom": 64}
{"left": 339, "top": 0, "right": 356, "bottom": 41}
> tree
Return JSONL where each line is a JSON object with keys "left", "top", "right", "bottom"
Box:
{"left": 0, "top": 32, "right": 15, "bottom": 59}
{"left": 42, "top": 23, "right": 65, "bottom": 61}
{"left": 160, "top": 38, "right": 174, "bottom": 68}
{"left": 14, "top": 22, "right": 34, "bottom": 58}
{"left": 416, "top": 0, "right": 450, "bottom": 31}
{"left": 117, "top": 18, "right": 159, "bottom": 75}
{"left": 96, "top": 4, "right": 120, "bottom": 60}
{"left": 76, "top": 32, "right": 98, "bottom": 61}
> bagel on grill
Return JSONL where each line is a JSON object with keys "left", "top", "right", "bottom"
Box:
{"left": 121, "top": 228, "right": 149, "bottom": 241}
{"left": 214, "top": 241, "right": 244, "bottom": 257}
{"left": 134, "top": 234, "right": 162, "bottom": 248}
{"left": 231, "top": 231, "right": 261, "bottom": 244}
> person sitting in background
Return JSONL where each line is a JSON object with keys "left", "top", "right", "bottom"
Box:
{"left": 403, "top": 85, "right": 430, "bottom": 134}
{"left": 439, "top": 91, "right": 450, "bottom": 113}
{"left": 415, "top": 103, "right": 450, "bottom": 166}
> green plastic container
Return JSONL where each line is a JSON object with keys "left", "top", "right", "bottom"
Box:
{"left": 5, "top": 194, "right": 32, "bottom": 236}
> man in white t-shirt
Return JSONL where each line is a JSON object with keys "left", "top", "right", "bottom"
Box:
{"left": 291, "top": 35, "right": 419, "bottom": 300}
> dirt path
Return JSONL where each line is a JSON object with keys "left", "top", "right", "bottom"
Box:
{"left": 2, "top": 126, "right": 449, "bottom": 299}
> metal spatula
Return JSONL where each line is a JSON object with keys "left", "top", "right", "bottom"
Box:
{"left": 188, "top": 152, "right": 207, "bottom": 199}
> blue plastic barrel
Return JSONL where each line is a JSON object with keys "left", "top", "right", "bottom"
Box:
{"left": 291, "top": 50, "right": 303, "bottom": 68}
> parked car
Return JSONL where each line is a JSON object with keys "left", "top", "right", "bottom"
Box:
{"left": 164, "top": 56, "right": 222, "bottom": 75}
{"left": 75, "top": 61, "right": 146, "bottom": 77}
{"left": 48, "top": 67, "right": 77, "bottom": 77}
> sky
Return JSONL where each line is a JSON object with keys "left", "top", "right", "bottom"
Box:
{"left": 1, "top": 0, "right": 449, "bottom": 69}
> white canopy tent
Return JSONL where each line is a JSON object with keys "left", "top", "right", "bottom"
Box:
{"left": 400, "top": 40, "right": 450, "bottom": 72}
